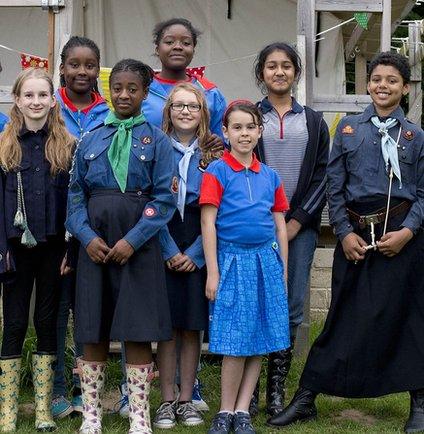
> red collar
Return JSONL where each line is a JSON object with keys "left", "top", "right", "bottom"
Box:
{"left": 222, "top": 150, "right": 260, "bottom": 173}
{"left": 154, "top": 72, "right": 193, "bottom": 85}
{"left": 59, "top": 87, "right": 105, "bottom": 114}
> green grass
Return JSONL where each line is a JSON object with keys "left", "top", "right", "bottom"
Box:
{"left": 12, "top": 323, "right": 410, "bottom": 433}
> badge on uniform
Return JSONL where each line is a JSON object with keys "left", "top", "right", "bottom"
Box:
{"left": 403, "top": 130, "right": 414, "bottom": 141}
{"left": 144, "top": 207, "right": 156, "bottom": 217}
{"left": 342, "top": 125, "right": 354, "bottom": 134}
{"left": 141, "top": 136, "right": 152, "bottom": 144}
{"left": 171, "top": 176, "right": 179, "bottom": 194}
{"left": 198, "top": 159, "right": 208, "bottom": 173}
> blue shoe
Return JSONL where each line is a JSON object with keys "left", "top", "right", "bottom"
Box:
{"left": 51, "top": 395, "right": 73, "bottom": 419}
{"left": 71, "top": 394, "right": 83, "bottom": 413}
{"left": 192, "top": 378, "right": 209, "bottom": 411}
{"left": 115, "top": 382, "right": 129, "bottom": 418}
{"left": 208, "top": 412, "right": 233, "bottom": 434}
{"left": 233, "top": 411, "right": 256, "bottom": 433}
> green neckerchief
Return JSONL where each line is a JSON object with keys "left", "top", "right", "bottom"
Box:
{"left": 104, "top": 111, "right": 146, "bottom": 193}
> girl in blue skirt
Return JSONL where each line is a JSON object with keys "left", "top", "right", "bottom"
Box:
{"left": 200, "top": 100, "right": 290, "bottom": 434}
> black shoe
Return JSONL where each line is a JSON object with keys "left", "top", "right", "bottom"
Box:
{"left": 233, "top": 411, "right": 256, "bottom": 433}
{"left": 405, "top": 389, "right": 424, "bottom": 433}
{"left": 267, "top": 387, "right": 317, "bottom": 428}
{"left": 208, "top": 412, "right": 234, "bottom": 434}
{"left": 249, "top": 380, "right": 260, "bottom": 417}
{"left": 266, "top": 346, "right": 294, "bottom": 416}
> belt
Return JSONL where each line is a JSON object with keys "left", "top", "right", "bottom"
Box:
{"left": 347, "top": 201, "right": 410, "bottom": 229}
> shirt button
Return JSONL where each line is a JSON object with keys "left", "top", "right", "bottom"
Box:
{"left": 133, "top": 144, "right": 138, "bottom": 148}
{"left": 402, "top": 155, "right": 406, "bottom": 159}
{"left": 90, "top": 153, "right": 95, "bottom": 159}
{"left": 35, "top": 167, "right": 40, "bottom": 172}
{"left": 140, "top": 155, "right": 146, "bottom": 160}
{"left": 35, "top": 190, "right": 41, "bottom": 195}
{"left": 137, "top": 191, "right": 142, "bottom": 196}
{"left": 35, "top": 145, "right": 40, "bottom": 150}
{"left": 141, "top": 146, "right": 145, "bottom": 150}
{"left": 0, "top": 253, "right": 3, "bottom": 261}
{"left": 373, "top": 141, "right": 377, "bottom": 145}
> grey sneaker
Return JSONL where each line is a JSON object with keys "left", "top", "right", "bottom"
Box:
{"left": 153, "top": 401, "right": 177, "bottom": 429}
{"left": 176, "top": 402, "right": 204, "bottom": 426}
{"left": 208, "top": 412, "right": 233, "bottom": 434}
{"left": 233, "top": 411, "right": 256, "bottom": 433}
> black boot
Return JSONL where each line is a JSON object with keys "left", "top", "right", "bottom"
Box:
{"left": 405, "top": 390, "right": 424, "bottom": 433}
{"left": 267, "top": 387, "right": 317, "bottom": 428}
{"left": 249, "top": 380, "right": 260, "bottom": 417}
{"left": 266, "top": 346, "right": 293, "bottom": 416}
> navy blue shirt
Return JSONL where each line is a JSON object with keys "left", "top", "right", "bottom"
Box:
{"left": 327, "top": 104, "right": 424, "bottom": 240}
{"left": 66, "top": 122, "right": 177, "bottom": 250}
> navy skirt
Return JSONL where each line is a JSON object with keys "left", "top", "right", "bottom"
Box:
{"left": 75, "top": 190, "right": 172, "bottom": 344}
{"left": 165, "top": 205, "right": 208, "bottom": 330}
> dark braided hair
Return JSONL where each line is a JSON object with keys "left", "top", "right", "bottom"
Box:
{"left": 59, "top": 36, "right": 101, "bottom": 92}
{"left": 109, "top": 58, "right": 154, "bottom": 90}
{"left": 152, "top": 18, "right": 201, "bottom": 47}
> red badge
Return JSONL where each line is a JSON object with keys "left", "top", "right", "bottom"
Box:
{"left": 141, "top": 136, "right": 152, "bottom": 144}
{"left": 342, "top": 125, "right": 354, "bottom": 134}
{"left": 403, "top": 130, "right": 414, "bottom": 141}
{"left": 144, "top": 207, "right": 156, "bottom": 217}
{"left": 171, "top": 176, "right": 179, "bottom": 194}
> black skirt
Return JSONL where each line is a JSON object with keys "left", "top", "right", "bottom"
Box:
{"left": 165, "top": 205, "right": 208, "bottom": 330}
{"left": 75, "top": 190, "right": 172, "bottom": 344}
{"left": 300, "top": 200, "right": 424, "bottom": 398}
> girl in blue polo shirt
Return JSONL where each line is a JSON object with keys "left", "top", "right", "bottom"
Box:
{"left": 200, "top": 100, "right": 290, "bottom": 434}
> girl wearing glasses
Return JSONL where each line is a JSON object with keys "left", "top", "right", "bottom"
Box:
{"left": 154, "top": 83, "right": 222, "bottom": 429}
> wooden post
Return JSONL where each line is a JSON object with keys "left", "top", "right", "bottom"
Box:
{"left": 355, "top": 53, "right": 367, "bottom": 95}
{"left": 48, "top": 8, "right": 55, "bottom": 74}
{"left": 407, "top": 21, "right": 423, "bottom": 124}
{"left": 380, "top": 0, "right": 391, "bottom": 51}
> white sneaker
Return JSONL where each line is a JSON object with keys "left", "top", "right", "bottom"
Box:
{"left": 192, "top": 378, "right": 209, "bottom": 412}
{"left": 116, "top": 383, "right": 129, "bottom": 418}
{"left": 153, "top": 401, "right": 177, "bottom": 429}
{"left": 176, "top": 402, "right": 204, "bottom": 426}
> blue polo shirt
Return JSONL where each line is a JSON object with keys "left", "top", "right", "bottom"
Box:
{"left": 0, "top": 112, "right": 8, "bottom": 132}
{"left": 200, "top": 150, "right": 289, "bottom": 244}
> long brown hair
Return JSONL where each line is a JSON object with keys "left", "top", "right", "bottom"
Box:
{"left": 162, "top": 82, "right": 221, "bottom": 164}
{"left": 0, "top": 68, "right": 74, "bottom": 174}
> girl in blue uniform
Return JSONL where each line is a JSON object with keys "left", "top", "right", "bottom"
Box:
{"left": 0, "top": 67, "right": 74, "bottom": 432}
{"left": 53, "top": 35, "right": 110, "bottom": 420}
{"left": 200, "top": 100, "right": 290, "bottom": 434}
{"left": 154, "top": 82, "right": 220, "bottom": 429}
{"left": 66, "top": 58, "right": 176, "bottom": 434}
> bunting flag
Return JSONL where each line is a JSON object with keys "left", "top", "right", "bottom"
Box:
{"left": 354, "top": 13, "right": 369, "bottom": 30}
{"left": 186, "top": 66, "right": 205, "bottom": 78}
{"left": 20, "top": 53, "right": 48, "bottom": 70}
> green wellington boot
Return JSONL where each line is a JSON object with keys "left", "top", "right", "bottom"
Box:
{"left": 0, "top": 357, "right": 21, "bottom": 432}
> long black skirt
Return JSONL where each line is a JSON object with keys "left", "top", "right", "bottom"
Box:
{"left": 75, "top": 190, "right": 172, "bottom": 344}
{"left": 300, "top": 200, "right": 424, "bottom": 397}
{"left": 165, "top": 205, "right": 208, "bottom": 330}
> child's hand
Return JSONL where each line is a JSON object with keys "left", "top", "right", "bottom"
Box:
{"left": 206, "top": 271, "right": 220, "bottom": 301}
{"left": 377, "top": 228, "right": 413, "bottom": 257}
{"left": 171, "top": 253, "right": 196, "bottom": 272}
{"left": 86, "top": 237, "right": 111, "bottom": 263}
{"left": 204, "top": 134, "right": 224, "bottom": 153}
{"left": 341, "top": 232, "right": 367, "bottom": 262}
{"left": 60, "top": 254, "right": 73, "bottom": 275}
{"left": 104, "top": 239, "right": 135, "bottom": 265}
{"left": 167, "top": 252, "right": 183, "bottom": 270}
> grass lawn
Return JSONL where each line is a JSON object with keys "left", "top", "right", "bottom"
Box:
{"left": 13, "top": 323, "right": 410, "bottom": 433}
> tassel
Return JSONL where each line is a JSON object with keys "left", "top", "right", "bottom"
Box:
{"left": 13, "top": 209, "right": 24, "bottom": 228}
{"left": 21, "top": 228, "right": 37, "bottom": 248}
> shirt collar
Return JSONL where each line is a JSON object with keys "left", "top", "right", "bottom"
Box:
{"left": 19, "top": 122, "right": 49, "bottom": 137}
{"left": 222, "top": 149, "right": 260, "bottom": 173}
{"left": 259, "top": 96, "right": 303, "bottom": 114}
{"left": 360, "top": 103, "right": 406, "bottom": 125}
{"left": 59, "top": 87, "right": 105, "bottom": 114}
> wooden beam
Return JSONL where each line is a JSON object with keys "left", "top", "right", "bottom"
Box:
{"left": 355, "top": 54, "right": 367, "bottom": 95}
{"left": 380, "top": 0, "right": 391, "bottom": 51}
{"left": 47, "top": 8, "right": 55, "bottom": 74}
{"left": 0, "top": 0, "right": 64, "bottom": 5}
{"left": 407, "top": 22, "right": 422, "bottom": 124}
{"left": 315, "top": 0, "right": 382, "bottom": 12}
{"left": 312, "top": 94, "right": 371, "bottom": 113}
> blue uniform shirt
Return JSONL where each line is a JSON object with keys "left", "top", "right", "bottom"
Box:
{"left": 200, "top": 150, "right": 289, "bottom": 244}
{"left": 142, "top": 74, "right": 226, "bottom": 139}
{"left": 159, "top": 139, "right": 205, "bottom": 267}
{"left": 328, "top": 104, "right": 424, "bottom": 241}
{"left": 66, "top": 122, "right": 177, "bottom": 250}
{"left": 0, "top": 112, "right": 8, "bottom": 132}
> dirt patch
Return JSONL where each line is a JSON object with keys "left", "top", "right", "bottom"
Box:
{"left": 334, "top": 409, "right": 377, "bottom": 426}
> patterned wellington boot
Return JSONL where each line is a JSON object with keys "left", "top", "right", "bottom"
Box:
{"left": 0, "top": 357, "right": 21, "bottom": 432}
{"left": 32, "top": 353, "right": 57, "bottom": 432}
{"left": 126, "top": 363, "right": 155, "bottom": 434}
{"left": 77, "top": 359, "right": 106, "bottom": 434}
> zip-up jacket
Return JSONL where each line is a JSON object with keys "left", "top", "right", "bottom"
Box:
{"left": 256, "top": 99, "right": 330, "bottom": 232}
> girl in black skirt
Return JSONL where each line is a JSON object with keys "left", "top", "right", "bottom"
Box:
{"left": 154, "top": 82, "right": 221, "bottom": 429}
{"left": 66, "top": 58, "right": 176, "bottom": 434}
{"left": 268, "top": 52, "right": 424, "bottom": 433}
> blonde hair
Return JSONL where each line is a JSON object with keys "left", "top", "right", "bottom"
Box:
{"left": 0, "top": 68, "right": 74, "bottom": 174}
{"left": 162, "top": 82, "right": 221, "bottom": 165}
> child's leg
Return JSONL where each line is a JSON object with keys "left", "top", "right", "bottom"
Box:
{"left": 125, "top": 341, "right": 153, "bottom": 364}
{"left": 179, "top": 329, "right": 201, "bottom": 402}
{"left": 83, "top": 342, "right": 110, "bottom": 362}
{"left": 157, "top": 330, "right": 178, "bottom": 402}
{"left": 235, "top": 356, "right": 262, "bottom": 412}
{"left": 220, "top": 356, "right": 246, "bottom": 412}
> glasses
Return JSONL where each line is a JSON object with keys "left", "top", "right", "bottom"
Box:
{"left": 170, "top": 103, "right": 201, "bottom": 113}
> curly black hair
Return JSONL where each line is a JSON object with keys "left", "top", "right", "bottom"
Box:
{"left": 368, "top": 51, "right": 411, "bottom": 84}
{"left": 109, "top": 58, "right": 154, "bottom": 89}
{"left": 152, "top": 18, "right": 201, "bottom": 47}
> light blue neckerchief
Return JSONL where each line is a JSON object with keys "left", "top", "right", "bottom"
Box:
{"left": 370, "top": 116, "right": 402, "bottom": 188}
{"left": 171, "top": 136, "right": 199, "bottom": 220}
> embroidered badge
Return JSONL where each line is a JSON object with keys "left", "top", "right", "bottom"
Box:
{"left": 342, "top": 125, "right": 354, "bottom": 134}
{"left": 171, "top": 176, "right": 179, "bottom": 193}
{"left": 403, "top": 130, "right": 414, "bottom": 141}
{"left": 159, "top": 205, "right": 168, "bottom": 216}
{"left": 198, "top": 159, "right": 208, "bottom": 173}
{"left": 141, "top": 136, "right": 152, "bottom": 144}
{"left": 144, "top": 207, "right": 156, "bottom": 217}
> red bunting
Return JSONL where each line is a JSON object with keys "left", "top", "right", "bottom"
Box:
{"left": 20, "top": 53, "right": 48, "bottom": 70}
{"left": 186, "top": 66, "right": 205, "bottom": 78}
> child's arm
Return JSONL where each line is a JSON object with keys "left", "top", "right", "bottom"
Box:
{"left": 201, "top": 205, "right": 219, "bottom": 301}
{"left": 273, "top": 212, "right": 288, "bottom": 283}
{"left": 184, "top": 235, "right": 205, "bottom": 269}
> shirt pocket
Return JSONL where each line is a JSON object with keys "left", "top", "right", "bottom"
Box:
{"left": 83, "top": 146, "right": 109, "bottom": 188}
{"left": 398, "top": 141, "right": 416, "bottom": 185}
{"left": 128, "top": 144, "right": 155, "bottom": 189}
{"left": 342, "top": 135, "right": 365, "bottom": 173}
{"left": 5, "top": 161, "right": 31, "bottom": 193}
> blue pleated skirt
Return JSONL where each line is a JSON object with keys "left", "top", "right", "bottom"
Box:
{"left": 209, "top": 239, "right": 290, "bottom": 356}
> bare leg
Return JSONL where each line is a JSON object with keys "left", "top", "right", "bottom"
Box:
{"left": 235, "top": 356, "right": 262, "bottom": 412}
{"left": 179, "top": 329, "right": 201, "bottom": 402}
{"left": 220, "top": 356, "right": 246, "bottom": 412}
{"left": 83, "top": 342, "right": 109, "bottom": 362}
{"left": 125, "top": 341, "right": 152, "bottom": 365}
{"left": 157, "top": 330, "right": 178, "bottom": 402}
